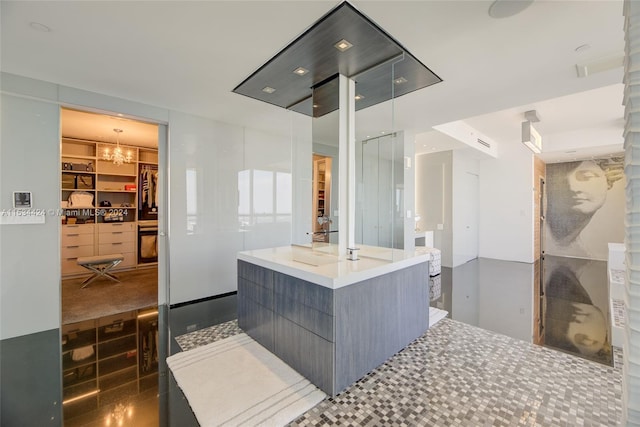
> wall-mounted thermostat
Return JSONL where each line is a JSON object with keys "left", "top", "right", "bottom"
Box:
{"left": 13, "top": 191, "right": 32, "bottom": 208}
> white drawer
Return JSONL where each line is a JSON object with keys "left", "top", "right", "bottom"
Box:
{"left": 99, "top": 222, "right": 135, "bottom": 233}
{"left": 99, "top": 242, "right": 135, "bottom": 255}
{"left": 62, "top": 233, "right": 94, "bottom": 247}
{"left": 61, "top": 244, "right": 94, "bottom": 259}
{"left": 99, "top": 231, "right": 135, "bottom": 244}
{"left": 63, "top": 224, "right": 95, "bottom": 235}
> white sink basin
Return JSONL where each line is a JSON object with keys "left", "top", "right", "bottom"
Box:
{"left": 291, "top": 247, "right": 338, "bottom": 266}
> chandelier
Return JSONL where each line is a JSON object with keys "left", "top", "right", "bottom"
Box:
{"left": 103, "top": 128, "right": 133, "bottom": 166}
{"left": 104, "top": 402, "right": 133, "bottom": 426}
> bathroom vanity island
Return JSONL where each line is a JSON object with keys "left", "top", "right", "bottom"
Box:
{"left": 237, "top": 245, "right": 430, "bottom": 396}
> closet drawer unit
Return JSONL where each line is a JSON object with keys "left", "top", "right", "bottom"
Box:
{"left": 62, "top": 244, "right": 94, "bottom": 259}
{"left": 62, "top": 232, "right": 94, "bottom": 247}
{"left": 99, "top": 241, "right": 135, "bottom": 255}
{"left": 98, "top": 231, "right": 135, "bottom": 244}
{"left": 117, "top": 252, "right": 137, "bottom": 269}
{"left": 62, "top": 258, "right": 91, "bottom": 275}
{"left": 62, "top": 224, "right": 95, "bottom": 247}
{"left": 63, "top": 224, "right": 95, "bottom": 235}
{"left": 99, "top": 222, "right": 135, "bottom": 233}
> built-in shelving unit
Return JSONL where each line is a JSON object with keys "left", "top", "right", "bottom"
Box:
{"left": 312, "top": 156, "right": 332, "bottom": 243}
{"left": 61, "top": 137, "right": 158, "bottom": 277}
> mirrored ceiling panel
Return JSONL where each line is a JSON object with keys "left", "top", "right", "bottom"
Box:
{"left": 232, "top": 1, "right": 442, "bottom": 117}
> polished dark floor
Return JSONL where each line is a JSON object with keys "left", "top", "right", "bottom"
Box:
{"left": 32, "top": 255, "right": 614, "bottom": 426}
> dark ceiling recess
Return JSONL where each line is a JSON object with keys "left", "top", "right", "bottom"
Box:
{"left": 232, "top": 1, "right": 442, "bottom": 117}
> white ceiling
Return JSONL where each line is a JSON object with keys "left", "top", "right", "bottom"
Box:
{"left": 1, "top": 1, "right": 626, "bottom": 160}
{"left": 61, "top": 108, "right": 159, "bottom": 149}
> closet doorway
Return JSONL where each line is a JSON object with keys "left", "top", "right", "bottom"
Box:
{"left": 59, "top": 107, "right": 163, "bottom": 424}
{"left": 312, "top": 154, "right": 332, "bottom": 243}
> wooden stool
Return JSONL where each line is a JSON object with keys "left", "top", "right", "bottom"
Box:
{"left": 76, "top": 254, "right": 124, "bottom": 288}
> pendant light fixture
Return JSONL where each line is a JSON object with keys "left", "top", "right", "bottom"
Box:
{"left": 103, "top": 128, "right": 133, "bottom": 166}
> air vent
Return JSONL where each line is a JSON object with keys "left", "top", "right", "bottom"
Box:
{"left": 477, "top": 138, "right": 491, "bottom": 148}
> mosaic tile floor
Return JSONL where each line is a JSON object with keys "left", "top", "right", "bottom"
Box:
{"left": 174, "top": 318, "right": 622, "bottom": 426}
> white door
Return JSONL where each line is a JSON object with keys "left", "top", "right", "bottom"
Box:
{"left": 458, "top": 172, "right": 479, "bottom": 262}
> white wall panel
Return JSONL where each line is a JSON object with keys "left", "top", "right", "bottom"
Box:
{"left": 242, "top": 127, "right": 292, "bottom": 251}
{"left": 168, "top": 111, "right": 244, "bottom": 304}
{"left": 478, "top": 140, "right": 534, "bottom": 263}
{"left": 168, "top": 111, "right": 294, "bottom": 305}
{"left": 0, "top": 94, "right": 60, "bottom": 339}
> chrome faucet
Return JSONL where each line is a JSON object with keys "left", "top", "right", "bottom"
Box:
{"left": 306, "top": 216, "right": 338, "bottom": 239}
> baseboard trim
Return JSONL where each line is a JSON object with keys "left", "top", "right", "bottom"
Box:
{"left": 169, "top": 291, "right": 237, "bottom": 309}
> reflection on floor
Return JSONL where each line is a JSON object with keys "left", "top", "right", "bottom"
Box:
{"left": 429, "top": 258, "right": 535, "bottom": 343}
{"left": 60, "top": 257, "right": 619, "bottom": 425}
{"left": 60, "top": 265, "right": 159, "bottom": 426}
{"left": 543, "top": 255, "right": 612, "bottom": 366}
{"left": 61, "top": 307, "right": 159, "bottom": 426}
{"left": 428, "top": 256, "right": 613, "bottom": 366}
{"left": 173, "top": 317, "right": 622, "bottom": 426}
{"left": 62, "top": 267, "right": 158, "bottom": 324}
{"left": 65, "top": 389, "right": 158, "bottom": 427}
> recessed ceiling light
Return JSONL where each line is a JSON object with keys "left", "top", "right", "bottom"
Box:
{"left": 355, "top": 94, "right": 365, "bottom": 101}
{"left": 262, "top": 86, "right": 276, "bottom": 94}
{"left": 334, "top": 39, "right": 353, "bottom": 52}
{"left": 394, "top": 77, "right": 408, "bottom": 85}
{"left": 29, "top": 22, "right": 51, "bottom": 32}
{"left": 293, "top": 67, "right": 309, "bottom": 76}
{"left": 313, "top": 104, "right": 319, "bottom": 108}
{"left": 381, "top": 131, "right": 386, "bottom": 134}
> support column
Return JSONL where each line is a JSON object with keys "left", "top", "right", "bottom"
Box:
{"left": 338, "top": 74, "right": 356, "bottom": 256}
{"left": 623, "top": 1, "right": 640, "bottom": 425}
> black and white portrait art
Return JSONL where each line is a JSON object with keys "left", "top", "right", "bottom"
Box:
{"left": 544, "top": 157, "right": 625, "bottom": 260}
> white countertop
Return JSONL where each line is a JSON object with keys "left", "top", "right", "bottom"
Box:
{"left": 237, "top": 244, "right": 429, "bottom": 289}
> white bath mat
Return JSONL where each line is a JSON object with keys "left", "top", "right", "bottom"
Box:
{"left": 167, "top": 333, "right": 326, "bottom": 427}
{"left": 429, "top": 307, "right": 448, "bottom": 327}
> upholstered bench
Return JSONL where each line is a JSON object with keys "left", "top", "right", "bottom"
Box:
{"left": 76, "top": 254, "right": 124, "bottom": 288}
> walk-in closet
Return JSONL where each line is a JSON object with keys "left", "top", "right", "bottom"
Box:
{"left": 59, "top": 107, "right": 160, "bottom": 424}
